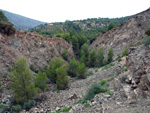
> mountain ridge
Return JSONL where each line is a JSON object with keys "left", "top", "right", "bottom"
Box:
{"left": 0, "top": 9, "right": 46, "bottom": 30}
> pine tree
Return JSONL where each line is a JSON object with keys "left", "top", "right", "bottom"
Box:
{"left": 34, "top": 71, "right": 48, "bottom": 91}
{"left": 108, "top": 22, "right": 114, "bottom": 31}
{"left": 9, "top": 57, "right": 38, "bottom": 103}
{"left": 97, "top": 47, "right": 104, "bottom": 67}
{"left": 77, "top": 63, "right": 87, "bottom": 79}
{"left": 88, "top": 49, "right": 97, "bottom": 67}
{"left": 62, "top": 49, "right": 69, "bottom": 61}
{"left": 68, "top": 57, "right": 79, "bottom": 77}
{"left": 56, "top": 65, "right": 70, "bottom": 90}
{"left": 107, "top": 48, "right": 114, "bottom": 63}
{"left": 47, "top": 57, "right": 63, "bottom": 83}
{"left": 80, "top": 43, "right": 89, "bottom": 57}
{"left": 80, "top": 54, "right": 86, "bottom": 64}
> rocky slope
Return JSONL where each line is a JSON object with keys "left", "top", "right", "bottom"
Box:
{"left": 0, "top": 31, "right": 74, "bottom": 76}
{"left": 22, "top": 61, "right": 150, "bottom": 113}
{"left": 90, "top": 8, "right": 150, "bottom": 58}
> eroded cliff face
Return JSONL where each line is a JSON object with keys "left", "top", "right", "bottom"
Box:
{"left": 125, "top": 45, "right": 150, "bottom": 98}
{"left": 0, "top": 31, "right": 74, "bottom": 75}
{"left": 90, "top": 8, "right": 150, "bottom": 58}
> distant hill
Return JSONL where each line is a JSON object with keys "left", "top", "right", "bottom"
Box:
{"left": 31, "top": 17, "right": 129, "bottom": 43}
{"left": 0, "top": 9, "right": 46, "bottom": 30}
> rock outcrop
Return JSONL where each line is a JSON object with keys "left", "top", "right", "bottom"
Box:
{"left": 0, "top": 30, "right": 74, "bottom": 75}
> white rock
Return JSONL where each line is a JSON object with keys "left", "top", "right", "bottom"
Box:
{"left": 56, "top": 107, "right": 60, "bottom": 111}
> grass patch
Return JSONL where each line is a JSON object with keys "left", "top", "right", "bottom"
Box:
{"left": 84, "top": 103, "right": 90, "bottom": 107}
{"left": 8, "top": 67, "right": 12, "bottom": 72}
{"left": 61, "top": 106, "right": 72, "bottom": 112}
{"left": 122, "top": 48, "right": 128, "bottom": 57}
{"left": 100, "top": 80, "right": 107, "bottom": 85}
{"left": 129, "top": 42, "right": 134, "bottom": 47}
{"left": 3, "top": 75, "right": 7, "bottom": 78}
{"left": 56, "top": 90, "right": 60, "bottom": 93}
{"left": 124, "top": 67, "right": 128, "bottom": 71}
{"left": 56, "top": 106, "right": 72, "bottom": 113}
{"left": 108, "top": 92, "right": 112, "bottom": 96}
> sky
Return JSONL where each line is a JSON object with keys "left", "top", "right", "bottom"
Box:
{"left": 0, "top": 0, "right": 149, "bottom": 23}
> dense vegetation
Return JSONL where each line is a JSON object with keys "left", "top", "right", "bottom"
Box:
{"left": 0, "top": 11, "right": 15, "bottom": 35}
{"left": 31, "top": 17, "right": 129, "bottom": 44}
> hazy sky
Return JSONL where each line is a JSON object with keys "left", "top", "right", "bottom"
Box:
{"left": 0, "top": 0, "right": 149, "bottom": 23}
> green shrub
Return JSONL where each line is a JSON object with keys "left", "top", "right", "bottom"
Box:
{"left": 47, "top": 57, "right": 63, "bottom": 83}
{"left": 0, "top": 21, "right": 16, "bottom": 35}
{"left": 23, "top": 100, "right": 36, "bottom": 110}
{"left": 107, "top": 48, "right": 114, "bottom": 63}
{"left": 117, "top": 57, "right": 121, "bottom": 62}
{"left": 12, "top": 105, "right": 22, "bottom": 112}
{"left": 68, "top": 58, "right": 79, "bottom": 77}
{"left": 77, "top": 99, "right": 84, "bottom": 103}
{"left": 145, "top": 29, "right": 150, "bottom": 36}
{"left": 9, "top": 57, "right": 38, "bottom": 103}
{"left": 34, "top": 71, "right": 48, "bottom": 91}
{"left": 62, "top": 49, "right": 69, "bottom": 61}
{"left": 108, "top": 92, "right": 112, "bottom": 96}
{"left": 100, "top": 80, "right": 107, "bottom": 85}
{"left": 80, "top": 54, "right": 86, "bottom": 64}
{"left": 0, "top": 104, "right": 9, "bottom": 113}
{"left": 84, "top": 82, "right": 108, "bottom": 100}
{"left": 95, "top": 69, "right": 98, "bottom": 72}
{"left": 8, "top": 67, "right": 12, "bottom": 72}
{"left": 56, "top": 90, "right": 60, "bottom": 93}
{"left": 84, "top": 103, "right": 90, "bottom": 107}
{"left": 129, "top": 42, "right": 134, "bottom": 47}
{"left": 56, "top": 65, "right": 70, "bottom": 90}
{"left": 100, "top": 88, "right": 108, "bottom": 92}
{"left": 61, "top": 106, "right": 72, "bottom": 112}
{"left": 41, "top": 43, "right": 46, "bottom": 47}
{"left": 28, "top": 46, "right": 31, "bottom": 50}
{"left": 144, "top": 36, "right": 150, "bottom": 46}
{"left": 96, "top": 47, "right": 105, "bottom": 67}
{"left": 108, "top": 22, "right": 114, "bottom": 31}
{"left": 3, "top": 75, "right": 7, "bottom": 78}
{"left": 122, "top": 48, "right": 128, "bottom": 57}
{"left": 88, "top": 49, "right": 97, "bottom": 67}
{"left": 124, "top": 67, "right": 128, "bottom": 71}
{"left": 77, "top": 63, "right": 87, "bottom": 79}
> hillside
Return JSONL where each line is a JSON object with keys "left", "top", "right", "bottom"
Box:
{"left": 31, "top": 17, "right": 129, "bottom": 43}
{"left": 0, "top": 31, "right": 74, "bottom": 75}
{"left": 1, "top": 8, "right": 150, "bottom": 113}
{"left": 90, "top": 8, "right": 150, "bottom": 57}
{"left": 0, "top": 10, "right": 46, "bottom": 30}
